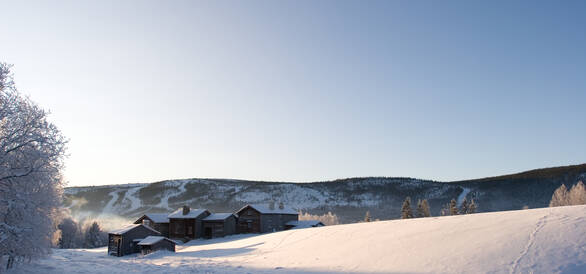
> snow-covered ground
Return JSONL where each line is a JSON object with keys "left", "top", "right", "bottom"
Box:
{"left": 13, "top": 205, "right": 586, "bottom": 273}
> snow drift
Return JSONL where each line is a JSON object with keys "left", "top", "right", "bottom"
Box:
{"left": 14, "top": 205, "right": 586, "bottom": 273}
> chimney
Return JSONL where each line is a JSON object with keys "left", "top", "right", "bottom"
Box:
{"left": 182, "top": 205, "right": 190, "bottom": 215}
{"left": 279, "top": 202, "right": 284, "bottom": 209}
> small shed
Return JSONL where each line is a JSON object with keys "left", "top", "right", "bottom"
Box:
{"left": 133, "top": 213, "right": 170, "bottom": 237}
{"left": 285, "top": 220, "right": 325, "bottom": 230}
{"left": 137, "top": 236, "right": 176, "bottom": 255}
{"left": 108, "top": 224, "right": 161, "bottom": 257}
{"left": 202, "top": 213, "right": 237, "bottom": 238}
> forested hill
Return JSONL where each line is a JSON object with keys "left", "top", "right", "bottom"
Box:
{"left": 63, "top": 164, "right": 586, "bottom": 224}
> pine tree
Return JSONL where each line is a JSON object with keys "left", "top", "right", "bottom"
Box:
{"left": 468, "top": 199, "right": 477, "bottom": 214}
{"left": 421, "top": 199, "right": 431, "bottom": 217}
{"left": 549, "top": 184, "right": 569, "bottom": 207}
{"left": 449, "top": 199, "right": 458, "bottom": 215}
{"left": 416, "top": 199, "right": 424, "bottom": 218}
{"left": 85, "top": 221, "right": 106, "bottom": 248}
{"left": 58, "top": 218, "right": 79, "bottom": 248}
{"left": 459, "top": 198, "right": 468, "bottom": 214}
{"left": 401, "top": 197, "right": 413, "bottom": 219}
{"left": 568, "top": 181, "right": 586, "bottom": 205}
{"left": 364, "top": 211, "right": 371, "bottom": 222}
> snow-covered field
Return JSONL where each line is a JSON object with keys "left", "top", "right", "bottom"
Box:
{"left": 13, "top": 205, "right": 586, "bottom": 273}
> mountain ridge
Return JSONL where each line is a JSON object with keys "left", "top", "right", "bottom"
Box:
{"left": 63, "top": 163, "right": 586, "bottom": 224}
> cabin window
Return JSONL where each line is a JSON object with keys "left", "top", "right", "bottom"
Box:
{"left": 247, "top": 222, "right": 251, "bottom": 229}
{"left": 247, "top": 210, "right": 252, "bottom": 216}
{"left": 143, "top": 219, "right": 151, "bottom": 227}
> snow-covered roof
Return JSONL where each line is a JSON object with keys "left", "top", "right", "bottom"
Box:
{"left": 108, "top": 224, "right": 160, "bottom": 235}
{"left": 109, "top": 224, "right": 141, "bottom": 235}
{"left": 137, "top": 236, "right": 169, "bottom": 246}
{"left": 203, "top": 213, "right": 235, "bottom": 221}
{"left": 168, "top": 208, "right": 209, "bottom": 219}
{"left": 286, "top": 220, "right": 324, "bottom": 228}
{"left": 238, "top": 204, "right": 298, "bottom": 215}
{"left": 144, "top": 213, "right": 170, "bottom": 223}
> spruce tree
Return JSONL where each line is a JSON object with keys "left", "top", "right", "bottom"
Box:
{"left": 468, "top": 199, "right": 477, "bottom": 214}
{"left": 459, "top": 198, "right": 468, "bottom": 214}
{"left": 568, "top": 181, "right": 586, "bottom": 205}
{"left": 401, "top": 197, "right": 413, "bottom": 219}
{"left": 549, "top": 184, "right": 569, "bottom": 207}
{"left": 416, "top": 199, "right": 424, "bottom": 218}
{"left": 85, "top": 221, "right": 105, "bottom": 248}
{"left": 421, "top": 199, "right": 431, "bottom": 217}
{"left": 449, "top": 199, "right": 458, "bottom": 215}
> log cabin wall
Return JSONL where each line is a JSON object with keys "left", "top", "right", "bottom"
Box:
{"left": 237, "top": 207, "right": 261, "bottom": 233}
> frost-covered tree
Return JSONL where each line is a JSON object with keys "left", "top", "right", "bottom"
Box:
{"left": 568, "top": 181, "right": 586, "bottom": 205}
{"left": 416, "top": 200, "right": 424, "bottom": 218}
{"left": 364, "top": 211, "right": 371, "bottom": 222}
{"left": 449, "top": 199, "right": 458, "bottom": 215}
{"left": 415, "top": 199, "right": 431, "bottom": 218}
{"left": 421, "top": 199, "right": 431, "bottom": 217}
{"left": 57, "top": 218, "right": 80, "bottom": 249}
{"left": 468, "top": 199, "right": 477, "bottom": 214}
{"left": 84, "top": 222, "right": 107, "bottom": 248}
{"left": 549, "top": 184, "right": 569, "bottom": 207}
{"left": 298, "top": 211, "right": 340, "bottom": 226}
{"left": 459, "top": 198, "right": 468, "bottom": 215}
{"left": 401, "top": 197, "right": 413, "bottom": 219}
{"left": 0, "top": 63, "right": 67, "bottom": 268}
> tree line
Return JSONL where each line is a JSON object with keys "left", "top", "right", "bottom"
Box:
{"left": 362, "top": 196, "right": 478, "bottom": 222}
{"left": 55, "top": 218, "right": 108, "bottom": 249}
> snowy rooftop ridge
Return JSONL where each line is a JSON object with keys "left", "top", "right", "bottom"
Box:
{"left": 168, "top": 208, "right": 209, "bottom": 219}
{"left": 137, "top": 236, "right": 168, "bottom": 245}
{"left": 203, "top": 213, "right": 235, "bottom": 221}
{"left": 143, "top": 213, "right": 170, "bottom": 223}
{"left": 108, "top": 224, "right": 160, "bottom": 235}
{"left": 240, "top": 204, "right": 298, "bottom": 215}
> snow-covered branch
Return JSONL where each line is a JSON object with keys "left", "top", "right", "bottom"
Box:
{"left": 0, "top": 63, "right": 67, "bottom": 269}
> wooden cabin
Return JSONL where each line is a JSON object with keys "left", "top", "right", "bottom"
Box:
{"left": 137, "top": 236, "right": 176, "bottom": 255}
{"left": 235, "top": 204, "right": 298, "bottom": 233}
{"left": 133, "top": 213, "right": 170, "bottom": 237}
{"left": 168, "top": 206, "right": 211, "bottom": 240}
{"left": 202, "top": 213, "right": 237, "bottom": 238}
{"left": 108, "top": 224, "right": 161, "bottom": 257}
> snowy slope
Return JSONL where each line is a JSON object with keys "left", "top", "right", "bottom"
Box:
{"left": 13, "top": 205, "right": 586, "bottom": 273}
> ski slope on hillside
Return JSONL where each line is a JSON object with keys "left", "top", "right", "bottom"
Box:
{"left": 14, "top": 205, "right": 586, "bottom": 273}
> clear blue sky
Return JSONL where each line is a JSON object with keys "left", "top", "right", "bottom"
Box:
{"left": 1, "top": 1, "right": 585, "bottom": 186}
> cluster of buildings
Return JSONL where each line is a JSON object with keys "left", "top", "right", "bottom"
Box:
{"left": 108, "top": 203, "right": 324, "bottom": 257}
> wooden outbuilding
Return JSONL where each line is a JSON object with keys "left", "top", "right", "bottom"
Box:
{"left": 108, "top": 224, "right": 161, "bottom": 257}
{"left": 235, "top": 204, "right": 298, "bottom": 234}
{"left": 202, "top": 213, "right": 237, "bottom": 238}
{"left": 133, "top": 213, "right": 170, "bottom": 237}
{"left": 137, "top": 236, "right": 176, "bottom": 255}
{"left": 168, "top": 206, "right": 211, "bottom": 240}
